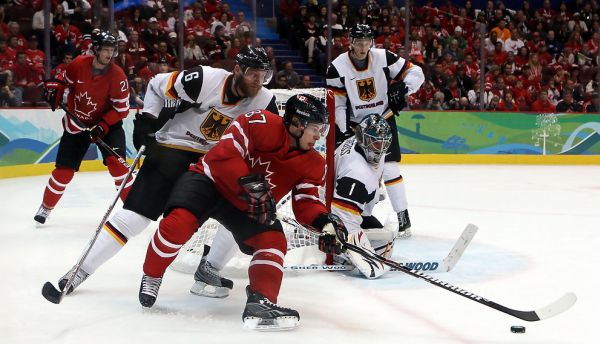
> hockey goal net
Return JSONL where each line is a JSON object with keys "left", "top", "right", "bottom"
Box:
{"left": 170, "top": 87, "right": 335, "bottom": 273}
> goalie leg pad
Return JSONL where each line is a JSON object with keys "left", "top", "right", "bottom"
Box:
{"left": 344, "top": 230, "right": 389, "bottom": 279}
{"left": 365, "top": 229, "right": 396, "bottom": 259}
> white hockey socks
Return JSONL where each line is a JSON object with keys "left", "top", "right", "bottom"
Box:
{"left": 383, "top": 161, "right": 408, "bottom": 212}
{"left": 81, "top": 209, "right": 152, "bottom": 274}
{"left": 206, "top": 225, "right": 239, "bottom": 271}
{"left": 344, "top": 230, "right": 389, "bottom": 279}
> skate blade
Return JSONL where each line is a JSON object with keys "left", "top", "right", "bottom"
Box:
{"left": 190, "top": 281, "right": 230, "bottom": 298}
{"left": 397, "top": 228, "right": 412, "bottom": 240}
{"left": 242, "top": 316, "right": 299, "bottom": 331}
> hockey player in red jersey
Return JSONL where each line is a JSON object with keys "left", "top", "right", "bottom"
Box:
{"left": 138, "top": 94, "right": 348, "bottom": 330}
{"left": 34, "top": 30, "right": 131, "bottom": 224}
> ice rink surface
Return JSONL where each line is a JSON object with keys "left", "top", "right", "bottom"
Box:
{"left": 1, "top": 164, "right": 599, "bottom": 344}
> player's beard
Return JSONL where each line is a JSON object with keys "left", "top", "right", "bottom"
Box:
{"left": 239, "top": 76, "right": 262, "bottom": 97}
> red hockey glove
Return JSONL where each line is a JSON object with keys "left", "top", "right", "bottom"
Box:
{"left": 88, "top": 120, "right": 109, "bottom": 143}
{"left": 43, "top": 78, "right": 67, "bottom": 112}
{"left": 239, "top": 174, "right": 277, "bottom": 225}
{"left": 318, "top": 214, "right": 348, "bottom": 254}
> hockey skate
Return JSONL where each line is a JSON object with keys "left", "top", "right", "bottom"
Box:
{"left": 58, "top": 267, "right": 90, "bottom": 294}
{"left": 190, "top": 256, "right": 233, "bottom": 298}
{"left": 397, "top": 209, "right": 412, "bottom": 239}
{"left": 34, "top": 205, "right": 52, "bottom": 224}
{"left": 139, "top": 274, "right": 162, "bottom": 308}
{"left": 242, "top": 285, "right": 300, "bottom": 331}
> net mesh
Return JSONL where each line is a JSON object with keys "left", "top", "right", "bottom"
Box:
{"left": 170, "top": 88, "right": 332, "bottom": 274}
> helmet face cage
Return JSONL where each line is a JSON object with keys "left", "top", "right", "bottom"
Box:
{"left": 356, "top": 114, "right": 392, "bottom": 165}
{"left": 235, "top": 46, "right": 273, "bottom": 84}
{"left": 92, "top": 30, "right": 118, "bottom": 57}
{"left": 350, "top": 24, "right": 374, "bottom": 51}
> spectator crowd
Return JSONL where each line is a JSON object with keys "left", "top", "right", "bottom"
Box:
{"left": 0, "top": 0, "right": 598, "bottom": 113}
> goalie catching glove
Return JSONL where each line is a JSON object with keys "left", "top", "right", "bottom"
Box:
{"left": 387, "top": 80, "right": 409, "bottom": 115}
{"left": 43, "top": 78, "right": 67, "bottom": 112}
{"left": 239, "top": 174, "right": 277, "bottom": 225}
{"left": 314, "top": 213, "right": 348, "bottom": 254}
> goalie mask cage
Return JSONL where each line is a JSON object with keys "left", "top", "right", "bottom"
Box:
{"left": 170, "top": 87, "right": 335, "bottom": 273}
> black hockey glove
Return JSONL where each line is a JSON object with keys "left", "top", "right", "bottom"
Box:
{"left": 239, "top": 174, "right": 277, "bottom": 225}
{"left": 388, "top": 80, "right": 409, "bottom": 115}
{"left": 133, "top": 112, "right": 158, "bottom": 151}
{"left": 43, "top": 78, "right": 67, "bottom": 111}
{"left": 334, "top": 125, "right": 355, "bottom": 148}
{"left": 88, "top": 120, "right": 109, "bottom": 143}
{"left": 316, "top": 214, "right": 348, "bottom": 254}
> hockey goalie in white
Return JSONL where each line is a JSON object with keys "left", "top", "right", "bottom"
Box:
{"left": 330, "top": 114, "right": 397, "bottom": 279}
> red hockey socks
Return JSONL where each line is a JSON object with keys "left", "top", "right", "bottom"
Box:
{"left": 143, "top": 208, "right": 199, "bottom": 278}
{"left": 106, "top": 156, "right": 133, "bottom": 201}
{"left": 41, "top": 167, "right": 75, "bottom": 209}
{"left": 244, "top": 231, "right": 287, "bottom": 303}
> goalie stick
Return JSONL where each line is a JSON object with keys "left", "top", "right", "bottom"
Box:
{"left": 279, "top": 215, "right": 577, "bottom": 322}
{"left": 284, "top": 224, "right": 478, "bottom": 273}
{"left": 41, "top": 146, "right": 145, "bottom": 304}
{"left": 59, "top": 103, "right": 132, "bottom": 170}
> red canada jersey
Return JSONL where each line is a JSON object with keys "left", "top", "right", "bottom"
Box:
{"left": 63, "top": 55, "right": 130, "bottom": 133}
{"left": 193, "top": 110, "right": 328, "bottom": 227}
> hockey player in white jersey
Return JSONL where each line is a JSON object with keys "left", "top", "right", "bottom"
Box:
{"left": 326, "top": 24, "right": 425, "bottom": 239}
{"left": 330, "top": 114, "right": 395, "bottom": 279}
{"left": 191, "top": 115, "right": 395, "bottom": 298}
{"left": 55, "top": 46, "right": 279, "bottom": 294}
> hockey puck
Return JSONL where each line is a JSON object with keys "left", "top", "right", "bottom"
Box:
{"left": 510, "top": 325, "right": 526, "bottom": 333}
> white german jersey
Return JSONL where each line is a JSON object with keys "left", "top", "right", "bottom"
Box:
{"left": 326, "top": 48, "right": 424, "bottom": 132}
{"left": 142, "top": 66, "right": 277, "bottom": 153}
{"left": 331, "top": 137, "right": 385, "bottom": 233}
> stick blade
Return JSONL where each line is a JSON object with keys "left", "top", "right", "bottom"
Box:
{"left": 42, "top": 282, "right": 64, "bottom": 304}
{"left": 534, "top": 292, "right": 577, "bottom": 321}
{"left": 442, "top": 224, "right": 479, "bottom": 271}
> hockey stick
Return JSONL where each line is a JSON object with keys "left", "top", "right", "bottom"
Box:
{"left": 342, "top": 240, "right": 577, "bottom": 321}
{"left": 283, "top": 224, "right": 477, "bottom": 273}
{"left": 278, "top": 215, "right": 576, "bottom": 321}
{"left": 59, "top": 103, "right": 131, "bottom": 169}
{"left": 41, "top": 146, "right": 146, "bottom": 304}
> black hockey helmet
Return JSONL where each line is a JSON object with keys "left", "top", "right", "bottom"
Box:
{"left": 349, "top": 24, "right": 374, "bottom": 54}
{"left": 284, "top": 94, "right": 329, "bottom": 137}
{"left": 350, "top": 24, "right": 374, "bottom": 39}
{"left": 235, "top": 45, "right": 273, "bottom": 84}
{"left": 355, "top": 114, "right": 392, "bottom": 165}
{"left": 91, "top": 29, "right": 118, "bottom": 57}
